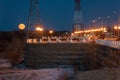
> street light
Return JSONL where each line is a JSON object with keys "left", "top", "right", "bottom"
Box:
{"left": 49, "top": 30, "right": 53, "bottom": 34}
{"left": 36, "top": 27, "right": 44, "bottom": 38}
{"left": 49, "top": 30, "right": 54, "bottom": 37}
{"left": 36, "top": 27, "right": 43, "bottom": 32}
{"left": 114, "top": 26, "right": 120, "bottom": 37}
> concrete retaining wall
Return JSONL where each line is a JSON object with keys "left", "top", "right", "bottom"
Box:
{"left": 24, "top": 42, "right": 120, "bottom": 70}
{"left": 96, "top": 39, "right": 120, "bottom": 49}
{"left": 95, "top": 44, "right": 120, "bottom": 68}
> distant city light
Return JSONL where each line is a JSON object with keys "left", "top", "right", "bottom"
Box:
{"left": 71, "top": 33, "right": 74, "bottom": 36}
{"left": 100, "top": 28, "right": 104, "bottom": 30}
{"left": 49, "top": 30, "right": 53, "bottom": 34}
{"left": 92, "top": 19, "right": 96, "bottom": 23}
{"left": 98, "top": 17, "right": 101, "bottom": 19}
{"left": 118, "top": 26, "right": 120, "bottom": 29}
{"left": 114, "top": 26, "right": 118, "bottom": 30}
{"left": 114, "top": 25, "right": 120, "bottom": 37}
{"left": 74, "top": 27, "right": 107, "bottom": 34}
{"left": 107, "top": 16, "right": 110, "bottom": 18}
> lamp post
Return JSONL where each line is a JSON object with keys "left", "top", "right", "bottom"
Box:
{"left": 36, "top": 27, "right": 43, "bottom": 38}
{"left": 91, "top": 19, "right": 96, "bottom": 38}
{"left": 114, "top": 26, "right": 120, "bottom": 37}
{"left": 49, "top": 30, "right": 54, "bottom": 37}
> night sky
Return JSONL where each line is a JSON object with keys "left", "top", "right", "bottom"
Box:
{"left": 0, "top": 0, "right": 120, "bottom": 31}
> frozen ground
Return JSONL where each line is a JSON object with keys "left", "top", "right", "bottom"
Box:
{"left": 0, "top": 68, "right": 73, "bottom": 80}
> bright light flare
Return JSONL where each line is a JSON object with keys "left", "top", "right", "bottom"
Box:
{"left": 36, "top": 27, "right": 43, "bottom": 31}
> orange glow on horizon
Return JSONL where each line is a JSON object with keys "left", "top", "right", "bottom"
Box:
{"left": 74, "top": 27, "right": 107, "bottom": 34}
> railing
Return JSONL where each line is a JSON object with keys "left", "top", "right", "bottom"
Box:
{"left": 96, "top": 39, "right": 120, "bottom": 49}
{"left": 26, "top": 37, "right": 91, "bottom": 43}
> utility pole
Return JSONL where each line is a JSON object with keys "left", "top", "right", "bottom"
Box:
{"left": 27, "top": 0, "right": 43, "bottom": 38}
{"left": 72, "top": 0, "right": 83, "bottom": 33}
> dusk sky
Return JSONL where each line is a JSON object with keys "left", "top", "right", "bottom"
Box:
{"left": 0, "top": 0, "right": 120, "bottom": 31}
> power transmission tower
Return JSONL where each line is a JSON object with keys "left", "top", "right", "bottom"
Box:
{"left": 27, "top": 0, "right": 43, "bottom": 38}
{"left": 72, "top": 0, "right": 83, "bottom": 32}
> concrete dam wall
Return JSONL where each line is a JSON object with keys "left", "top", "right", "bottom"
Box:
{"left": 24, "top": 43, "right": 90, "bottom": 70}
{"left": 24, "top": 43, "right": 120, "bottom": 70}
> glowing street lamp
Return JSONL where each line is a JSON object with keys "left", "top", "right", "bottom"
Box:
{"left": 100, "top": 28, "right": 104, "bottom": 31}
{"left": 36, "top": 27, "right": 44, "bottom": 38}
{"left": 49, "top": 30, "right": 53, "bottom": 34}
{"left": 18, "top": 24, "right": 25, "bottom": 30}
{"left": 36, "top": 27, "right": 43, "bottom": 32}
{"left": 114, "top": 26, "right": 118, "bottom": 30}
{"left": 71, "top": 33, "right": 74, "bottom": 36}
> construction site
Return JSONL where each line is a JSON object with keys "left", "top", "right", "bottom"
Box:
{"left": 0, "top": 0, "right": 120, "bottom": 80}
{"left": 0, "top": 41, "right": 120, "bottom": 80}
